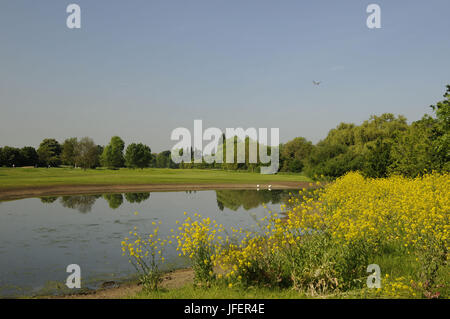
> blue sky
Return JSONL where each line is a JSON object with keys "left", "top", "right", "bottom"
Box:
{"left": 1, "top": 0, "right": 449, "bottom": 151}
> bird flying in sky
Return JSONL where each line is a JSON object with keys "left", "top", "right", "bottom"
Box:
{"left": 313, "top": 80, "right": 321, "bottom": 86}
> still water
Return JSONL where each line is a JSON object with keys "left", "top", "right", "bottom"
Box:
{"left": 0, "top": 189, "right": 292, "bottom": 297}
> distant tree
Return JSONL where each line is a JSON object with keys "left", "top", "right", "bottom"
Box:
{"left": 125, "top": 143, "right": 152, "bottom": 168}
{"left": 156, "top": 150, "right": 171, "bottom": 168}
{"left": 280, "top": 137, "right": 313, "bottom": 172}
{"left": 0, "top": 147, "right": 3, "bottom": 166}
{"left": 74, "top": 137, "right": 99, "bottom": 169}
{"left": 101, "top": 136, "right": 125, "bottom": 168}
{"left": 149, "top": 153, "right": 158, "bottom": 167}
{"left": 1, "top": 146, "right": 22, "bottom": 167}
{"left": 37, "top": 138, "right": 62, "bottom": 167}
{"left": 96, "top": 145, "right": 104, "bottom": 165}
{"left": 20, "top": 146, "right": 38, "bottom": 166}
{"left": 61, "top": 137, "right": 78, "bottom": 166}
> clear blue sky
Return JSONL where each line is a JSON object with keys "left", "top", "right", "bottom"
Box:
{"left": 1, "top": 0, "right": 449, "bottom": 151}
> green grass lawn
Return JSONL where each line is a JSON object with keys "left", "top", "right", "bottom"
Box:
{"left": 0, "top": 167, "right": 311, "bottom": 189}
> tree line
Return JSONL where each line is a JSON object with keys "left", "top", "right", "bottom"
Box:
{"left": 279, "top": 85, "right": 449, "bottom": 179}
{"left": 0, "top": 135, "right": 176, "bottom": 170}
{"left": 1, "top": 85, "right": 448, "bottom": 179}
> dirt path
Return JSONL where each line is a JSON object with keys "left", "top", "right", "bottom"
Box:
{"left": 45, "top": 268, "right": 194, "bottom": 299}
{"left": 0, "top": 181, "right": 311, "bottom": 201}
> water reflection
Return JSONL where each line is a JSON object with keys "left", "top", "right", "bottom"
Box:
{"left": 124, "top": 192, "right": 150, "bottom": 203}
{"left": 37, "top": 189, "right": 293, "bottom": 213}
{"left": 61, "top": 195, "right": 102, "bottom": 213}
{"left": 103, "top": 194, "right": 123, "bottom": 209}
{"left": 215, "top": 190, "right": 290, "bottom": 211}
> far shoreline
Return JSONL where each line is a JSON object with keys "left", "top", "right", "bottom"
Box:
{"left": 0, "top": 181, "right": 312, "bottom": 201}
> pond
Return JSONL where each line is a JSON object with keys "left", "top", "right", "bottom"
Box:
{"left": 0, "top": 189, "right": 294, "bottom": 297}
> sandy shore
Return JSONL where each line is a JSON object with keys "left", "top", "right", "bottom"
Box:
{"left": 40, "top": 268, "right": 194, "bottom": 299}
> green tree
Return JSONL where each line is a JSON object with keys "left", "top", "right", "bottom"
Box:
{"left": 125, "top": 143, "right": 152, "bottom": 168}
{"left": 389, "top": 117, "right": 438, "bottom": 177}
{"left": 37, "top": 138, "right": 62, "bottom": 167}
{"left": 363, "top": 138, "right": 392, "bottom": 178}
{"left": 280, "top": 137, "right": 313, "bottom": 172}
{"left": 61, "top": 137, "right": 78, "bottom": 166}
{"left": 20, "top": 146, "right": 38, "bottom": 166}
{"left": 1, "top": 146, "right": 22, "bottom": 167}
{"left": 155, "top": 150, "right": 172, "bottom": 168}
{"left": 429, "top": 85, "right": 450, "bottom": 170}
{"left": 74, "top": 137, "right": 100, "bottom": 169}
{"left": 304, "top": 114, "right": 408, "bottom": 178}
{"left": 101, "top": 136, "right": 125, "bottom": 168}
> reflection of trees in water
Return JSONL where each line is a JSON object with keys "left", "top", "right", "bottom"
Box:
{"left": 40, "top": 196, "right": 59, "bottom": 204}
{"left": 103, "top": 193, "right": 123, "bottom": 209}
{"left": 40, "top": 192, "right": 151, "bottom": 212}
{"left": 124, "top": 192, "right": 150, "bottom": 203}
{"left": 60, "top": 195, "right": 101, "bottom": 213}
{"left": 215, "top": 190, "right": 292, "bottom": 211}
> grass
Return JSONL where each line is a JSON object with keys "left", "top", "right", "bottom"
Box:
{"left": 0, "top": 167, "right": 311, "bottom": 189}
{"left": 132, "top": 285, "right": 312, "bottom": 299}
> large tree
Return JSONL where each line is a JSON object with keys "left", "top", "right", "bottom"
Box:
{"left": 20, "top": 146, "right": 38, "bottom": 166}
{"left": 280, "top": 137, "right": 313, "bottom": 172}
{"left": 101, "top": 136, "right": 125, "bottom": 168}
{"left": 1, "top": 146, "right": 22, "bottom": 167}
{"left": 74, "top": 137, "right": 100, "bottom": 169}
{"left": 125, "top": 143, "right": 152, "bottom": 169}
{"left": 61, "top": 137, "right": 78, "bottom": 166}
{"left": 37, "top": 138, "right": 62, "bottom": 167}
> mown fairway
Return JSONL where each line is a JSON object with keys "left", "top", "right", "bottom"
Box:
{"left": 0, "top": 167, "right": 311, "bottom": 189}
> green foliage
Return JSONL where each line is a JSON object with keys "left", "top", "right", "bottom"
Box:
{"left": 363, "top": 138, "right": 392, "bottom": 178}
{"left": 61, "top": 138, "right": 78, "bottom": 166}
{"left": 125, "top": 143, "right": 152, "bottom": 168}
{"left": 280, "top": 137, "right": 313, "bottom": 173}
{"left": 20, "top": 146, "right": 38, "bottom": 166}
{"left": 103, "top": 193, "right": 123, "bottom": 209}
{"left": 37, "top": 138, "right": 62, "bottom": 167}
{"left": 389, "top": 121, "right": 436, "bottom": 177}
{"left": 101, "top": 136, "right": 125, "bottom": 168}
{"left": 0, "top": 146, "right": 22, "bottom": 167}
{"left": 305, "top": 144, "right": 363, "bottom": 178}
{"left": 155, "top": 150, "right": 178, "bottom": 168}
{"left": 74, "top": 137, "right": 100, "bottom": 169}
{"left": 125, "top": 192, "right": 150, "bottom": 203}
{"left": 429, "top": 85, "right": 450, "bottom": 170}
